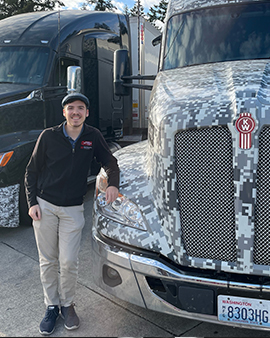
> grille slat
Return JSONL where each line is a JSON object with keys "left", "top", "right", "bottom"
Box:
{"left": 174, "top": 126, "right": 237, "bottom": 262}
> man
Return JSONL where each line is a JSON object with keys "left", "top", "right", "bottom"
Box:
{"left": 25, "top": 92, "right": 119, "bottom": 335}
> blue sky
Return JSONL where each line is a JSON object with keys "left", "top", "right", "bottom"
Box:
{"left": 61, "top": 0, "right": 159, "bottom": 14}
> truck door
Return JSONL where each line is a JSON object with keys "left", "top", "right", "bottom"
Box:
{"left": 83, "top": 33, "right": 124, "bottom": 140}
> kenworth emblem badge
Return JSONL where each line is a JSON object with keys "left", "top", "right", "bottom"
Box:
{"left": 235, "top": 112, "right": 256, "bottom": 149}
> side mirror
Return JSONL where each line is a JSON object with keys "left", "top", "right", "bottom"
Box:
{"left": 67, "top": 66, "right": 82, "bottom": 93}
{"left": 113, "top": 49, "right": 131, "bottom": 96}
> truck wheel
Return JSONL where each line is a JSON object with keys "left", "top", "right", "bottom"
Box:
{"left": 19, "top": 179, "right": 32, "bottom": 226}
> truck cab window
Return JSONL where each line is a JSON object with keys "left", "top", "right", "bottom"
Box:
{"left": 54, "top": 58, "right": 79, "bottom": 86}
{"left": 163, "top": 3, "right": 270, "bottom": 70}
{"left": 0, "top": 46, "right": 49, "bottom": 85}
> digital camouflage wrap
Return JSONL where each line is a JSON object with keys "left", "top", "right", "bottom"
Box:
{"left": 0, "top": 184, "right": 20, "bottom": 227}
{"left": 94, "top": 58, "right": 270, "bottom": 276}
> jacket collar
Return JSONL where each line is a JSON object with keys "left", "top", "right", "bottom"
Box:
{"left": 53, "top": 122, "right": 92, "bottom": 136}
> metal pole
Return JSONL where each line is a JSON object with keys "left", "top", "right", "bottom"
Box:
{"left": 138, "top": 0, "right": 143, "bottom": 128}
{"left": 58, "top": 5, "right": 61, "bottom": 86}
{"left": 137, "top": 0, "right": 140, "bottom": 73}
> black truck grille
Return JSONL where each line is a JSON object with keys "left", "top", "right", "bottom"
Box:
{"left": 254, "top": 126, "right": 270, "bottom": 265}
{"left": 174, "top": 126, "right": 237, "bottom": 262}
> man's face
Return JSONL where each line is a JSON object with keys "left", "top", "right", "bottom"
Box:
{"left": 63, "top": 100, "right": 89, "bottom": 128}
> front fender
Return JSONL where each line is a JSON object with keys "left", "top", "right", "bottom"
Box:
{"left": 0, "top": 130, "right": 41, "bottom": 186}
{"left": 93, "top": 140, "right": 174, "bottom": 258}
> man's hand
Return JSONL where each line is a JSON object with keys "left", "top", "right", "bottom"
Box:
{"left": 106, "top": 186, "right": 119, "bottom": 204}
{"left": 29, "top": 204, "right": 41, "bottom": 221}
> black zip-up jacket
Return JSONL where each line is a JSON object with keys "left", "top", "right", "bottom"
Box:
{"left": 25, "top": 122, "right": 120, "bottom": 208}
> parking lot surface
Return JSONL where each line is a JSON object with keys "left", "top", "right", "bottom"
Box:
{"left": 1, "top": 183, "right": 270, "bottom": 337}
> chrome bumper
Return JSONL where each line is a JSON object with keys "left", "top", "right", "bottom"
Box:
{"left": 92, "top": 229, "right": 270, "bottom": 331}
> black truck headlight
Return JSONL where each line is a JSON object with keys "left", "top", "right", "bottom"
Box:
{"left": 95, "top": 170, "right": 147, "bottom": 231}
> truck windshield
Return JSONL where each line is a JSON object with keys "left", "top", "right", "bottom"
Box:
{"left": 163, "top": 3, "right": 270, "bottom": 70}
{"left": 0, "top": 46, "right": 49, "bottom": 85}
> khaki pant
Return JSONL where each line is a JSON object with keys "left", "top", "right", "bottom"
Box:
{"left": 33, "top": 197, "right": 85, "bottom": 307}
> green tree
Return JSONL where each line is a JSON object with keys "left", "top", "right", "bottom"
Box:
{"left": 147, "top": 0, "right": 168, "bottom": 27}
{"left": 81, "top": 0, "right": 116, "bottom": 11}
{"left": 0, "top": 0, "right": 64, "bottom": 19}
{"left": 123, "top": 4, "right": 129, "bottom": 16}
{"left": 129, "top": 0, "right": 145, "bottom": 17}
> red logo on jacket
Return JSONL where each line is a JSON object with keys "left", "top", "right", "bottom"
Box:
{"left": 81, "top": 140, "right": 92, "bottom": 149}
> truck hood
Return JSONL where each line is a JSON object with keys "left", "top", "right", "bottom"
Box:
{"left": 0, "top": 83, "right": 45, "bottom": 136}
{"left": 0, "top": 130, "right": 42, "bottom": 152}
{"left": 0, "top": 83, "right": 38, "bottom": 102}
{"left": 149, "top": 59, "right": 270, "bottom": 129}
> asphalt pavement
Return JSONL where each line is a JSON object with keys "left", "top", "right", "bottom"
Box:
{"left": 1, "top": 183, "right": 270, "bottom": 337}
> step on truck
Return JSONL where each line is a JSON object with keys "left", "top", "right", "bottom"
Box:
{"left": 0, "top": 10, "right": 160, "bottom": 228}
{"left": 92, "top": 0, "right": 270, "bottom": 331}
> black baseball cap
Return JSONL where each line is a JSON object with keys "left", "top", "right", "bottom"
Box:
{"left": 62, "top": 93, "right": 89, "bottom": 108}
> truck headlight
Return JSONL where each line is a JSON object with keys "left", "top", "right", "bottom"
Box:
{"left": 95, "top": 170, "right": 147, "bottom": 231}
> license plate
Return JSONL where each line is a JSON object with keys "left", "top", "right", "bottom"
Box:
{"left": 218, "top": 295, "right": 270, "bottom": 327}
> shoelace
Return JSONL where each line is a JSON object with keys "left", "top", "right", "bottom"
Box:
{"left": 44, "top": 308, "right": 58, "bottom": 321}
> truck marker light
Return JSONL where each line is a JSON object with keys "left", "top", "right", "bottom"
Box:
{"left": 0, "top": 151, "right": 14, "bottom": 167}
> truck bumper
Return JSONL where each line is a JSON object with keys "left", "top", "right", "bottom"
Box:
{"left": 92, "top": 229, "right": 270, "bottom": 331}
{"left": 0, "top": 184, "right": 20, "bottom": 227}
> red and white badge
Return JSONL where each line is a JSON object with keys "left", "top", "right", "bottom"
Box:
{"left": 235, "top": 112, "right": 256, "bottom": 149}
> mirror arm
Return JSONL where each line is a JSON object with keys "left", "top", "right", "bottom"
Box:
{"left": 122, "top": 83, "right": 153, "bottom": 91}
{"left": 122, "top": 75, "right": 156, "bottom": 81}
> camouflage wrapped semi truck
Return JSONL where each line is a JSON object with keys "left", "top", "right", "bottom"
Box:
{"left": 92, "top": 0, "right": 270, "bottom": 330}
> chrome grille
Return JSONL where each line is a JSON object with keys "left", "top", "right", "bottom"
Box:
{"left": 174, "top": 126, "right": 236, "bottom": 262}
{"left": 254, "top": 126, "right": 270, "bottom": 265}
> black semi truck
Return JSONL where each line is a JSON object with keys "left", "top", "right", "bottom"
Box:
{"left": 0, "top": 10, "right": 135, "bottom": 227}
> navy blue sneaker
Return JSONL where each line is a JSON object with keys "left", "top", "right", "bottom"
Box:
{"left": 39, "top": 305, "right": 59, "bottom": 335}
